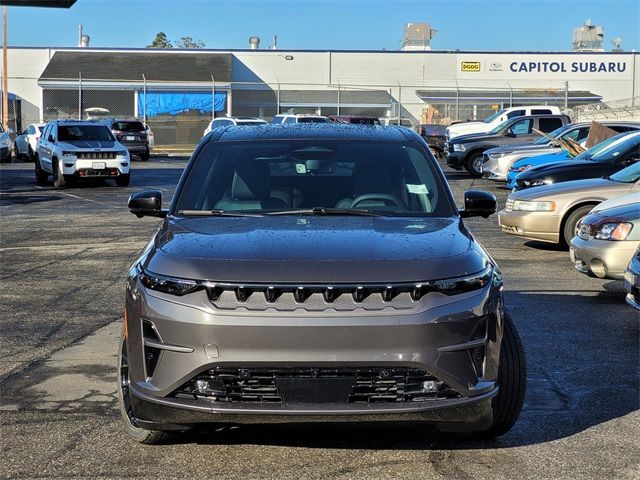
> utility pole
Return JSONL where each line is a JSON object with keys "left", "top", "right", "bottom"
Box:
{"left": 2, "top": 6, "right": 8, "bottom": 130}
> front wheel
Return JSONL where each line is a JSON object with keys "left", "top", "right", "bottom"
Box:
{"left": 466, "top": 153, "right": 484, "bottom": 178}
{"left": 34, "top": 157, "right": 48, "bottom": 185}
{"left": 562, "top": 205, "right": 594, "bottom": 248}
{"left": 479, "top": 312, "right": 527, "bottom": 439}
{"left": 52, "top": 159, "right": 66, "bottom": 188}
{"left": 115, "top": 173, "right": 130, "bottom": 187}
{"left": 139, "top": 150, "right": 150, "bottom": 162}
{"left": 118, "top": 331, "right": 168, "bottom": 444}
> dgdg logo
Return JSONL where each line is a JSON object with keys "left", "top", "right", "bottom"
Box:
{"left": 461, "top": 61, "right": 481, "bottom": 72}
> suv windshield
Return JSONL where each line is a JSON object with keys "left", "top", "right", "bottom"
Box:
{"left": 111, "top": 121, "right": 145, "bottom": 132}
{"left": 483, "top": 110, "right": 504, "bottom": 123}
{"left": 589, "top": 133, "right": 640, "bottom": 162}
{"left": 609, "top": 161, "right": 640, "bottom": 183}
{"left": 175, "top": 140, "right": 454, "bottom": 217}
{"left": 488, "top": 119, "right": 511, "bottom": 134}
{"left": 58, "top": 125, "right": 114, "bottom": 142}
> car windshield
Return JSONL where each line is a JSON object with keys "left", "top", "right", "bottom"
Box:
{"left": 297, "top": 117, "right": 330, "bottom": 123}
{"left": 483, "top": 110, "right": 505, "bottom": 123}
{"left": 532, "top": 124, "right": 572, "bottom": 145}
{"left": 608, "top": 161, "right": 640, "bottom": 183}
{"left": 236, "top": 120, "right": 267, "bottom": 126}
{"left": 111, "top": 121, "right": 145, "bottom": 132}
{"left": 589, "top": 132, "right": 640, "bottom": 162}
{"left": 58, "top": 125, "right": 114, "bottom": 142}
{"left": 174, "top": 139, "right": 454, "bottom": 217}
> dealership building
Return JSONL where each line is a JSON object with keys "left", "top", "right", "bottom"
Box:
{"left": 5, "top": 46, "right": 640, "bottom": 146}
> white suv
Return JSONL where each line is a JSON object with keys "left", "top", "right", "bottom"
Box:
{"left": 35, "top": 120, "right": 131, "bottom": 187}
{"left": 203, "top": 117, "right": 267, "bottom": 137}
{"left": 271, "top": 114, "right": 331, "bottom": 124}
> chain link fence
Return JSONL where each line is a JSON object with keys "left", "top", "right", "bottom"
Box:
{"left": 573, "top": 96, "right": 640, "bottom": 122}
{"left": 7, "top": 75, "right": 606, "bottom": 150}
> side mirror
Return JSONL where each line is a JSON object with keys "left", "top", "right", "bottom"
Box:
{"left": 48, "top": 134, "right": 55, "bottom": 143}
{"left": 505, "top": 130, "right": 516, "bottom": 137}
{"left": 459, "top": 190, "right": 497, "bottom": 218}
{"left": 128, "top": 190, "right": 167, "bottom": 218}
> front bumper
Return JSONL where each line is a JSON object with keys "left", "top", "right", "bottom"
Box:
{"left": 445, "top": 150, "right": 466, "bottom": 169}
{"left": 498, "top": 209, "right": 561, "bottom": 243}
{"left": 62, "top": 157, "right": 130, "bottom": 177}
{"left": 624, "top": 265, "right": 640, "bottom": 310}
{"left": 570, "top": 237, "right": 640, "bottom": 280}
{"left": 482, "top": 155, "right": 510, "bottom": 181}
{"left": 124, "top": 274, "right": 504, "bottom": 427}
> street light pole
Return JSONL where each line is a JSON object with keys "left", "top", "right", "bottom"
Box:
{"left": 2, "top": 6, "right": 8, "bottom": 130}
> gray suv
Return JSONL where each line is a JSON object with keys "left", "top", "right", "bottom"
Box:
{"left": 120, "top": 124, "right": 526, "bottom": 443}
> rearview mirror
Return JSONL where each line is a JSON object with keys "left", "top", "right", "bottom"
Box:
{"left": 128, "top": 190, "right": 167, "bottom": 218}
{"left": 459, "top": 190, "right": 497, "bottom": 218}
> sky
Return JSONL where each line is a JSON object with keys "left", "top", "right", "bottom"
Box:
{"left": 7, "top": 0, "right": 640, "bottom": 52}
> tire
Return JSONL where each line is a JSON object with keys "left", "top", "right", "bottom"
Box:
{"left": 562, "top": 205, "right": 594, "bottom": 247}
{"left": 466, "top": 152, "right": 484, "bottom": 178}
{"left": 34, "top": 156, "right": 48, "bottom": 185}
{"left": 478, "top": 311, "right": 527, "bottom": 439}
{"left": 117, "top": 331, "right": 168, "bottom": 445}
{"left": 13, "top": 142, "right": 21, "bottom": 160}
{"left": 28, "top": 146, "right": 35, "bottom": 162}
{"left": 115, "top": 173, "right": 130, "bottom": 187}
{"left": 52, "top": 159, "right": 66, "bottom": 188}
{"left": 139, "top": 150, "right": 150, "bottom": 162}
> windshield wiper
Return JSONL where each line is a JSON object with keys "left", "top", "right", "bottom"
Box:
{"left": 177, "top": 209, "right": 263, "bottom": 217}
{"left": 264, "top": 207, "right": 386, "bottom": 217}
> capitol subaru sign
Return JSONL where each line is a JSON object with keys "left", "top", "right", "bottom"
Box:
{"left": 509, "top": 60, "right": 627, "bottom": 73}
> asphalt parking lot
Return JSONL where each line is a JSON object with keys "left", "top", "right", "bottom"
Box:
{"left": 0, "top": 156, "right": 638, "bottom": 480}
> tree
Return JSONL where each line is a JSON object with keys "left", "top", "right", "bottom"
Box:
{"left": 147, "top": 32, "right": 172, "bottom": 48}
{"left": 175, "top": 37, "right": 205, "bottom": 49}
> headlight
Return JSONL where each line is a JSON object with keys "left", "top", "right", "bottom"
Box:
{"left": 432, "top": 265, "right": 493, "bottom": 295}
{"left": 62, "top": 151, "right": 76, "bottom": 157}
{"left": 138, "top": 267, "right": 201, "bottom": 296}
{"left": 512, "top": 164, "right": 532, "bottom": 173}
{"left": 116, "top": 150, "right": 129, "bottom": 156}
{"left": 523, "top": 178, "right": 552, "bottom": 187}
{"left": 594, "top": 222, "right": 633, "bottom": 241}
{"left": 512, "top": 200, "right": 556, "bottom": 212}
{"left": 1, "top": 137, "right": 10, "bottom": 146}
{"left": 489, "top": 152, "right": 506, "bottom": 159}
{"left": 453, "top": 144, "right": 466, "bottom": 152}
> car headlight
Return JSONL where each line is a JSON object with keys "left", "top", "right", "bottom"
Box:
{"left": 453, "top": 144, "right": 466, "bottom": 152}
{"left": 512, "top": 200, "right": 556, "bottom": 212}
{"left": 116, "top": 150, "right": 129, "bottom": 156}
{"left": 432, "top": 265, "right": 493, "bottom": 295}
{"left": 488, "top": 152, "right": 506, "bottom": 159}
{"left": 512, "top": 164, "right": 532, "bottom": 173}
{"left": 138, "top": 266, "right": 201, "bottom": 296}
{"left": 523, "top": 178, "right": 552, "bottom": 187}
{"left": 1, "top": 137, "right": 10, "bottom": 146}
{"left": 594, "top": 222, "right": 633, "bottom": 241}
{"left": 62, "top": 151, "right": 76, "bottom": 157}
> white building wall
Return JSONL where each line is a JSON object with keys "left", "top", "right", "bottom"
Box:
{"left": 6, "top": 47, "right": 51, "bottom": 124}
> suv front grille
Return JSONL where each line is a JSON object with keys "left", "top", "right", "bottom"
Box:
{"left": 173, "top": 367, "right": 461, "bottom": 404}
{"left": 76, "top": 151, "right": 117, "bottom": 160}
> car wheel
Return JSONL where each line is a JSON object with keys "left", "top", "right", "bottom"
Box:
{"left": 115, "top": 173, "right": 130, "bottom": 187}
{"left": 34, "top": 156, "right": 48, "bottom": 185}
{"left": 13, "top": 142, "right": 21, "bottom": 160}
{"left": 118, "top": 331, "right": 168, "bottom": 445}
{"left": 562, "top": 205, "right": 594, "bottom": 247}
{"left": 139, "top": 150, "right": 150, "bottom": 162}
{"left": 52, "top": 159, "right": 66, "bottom": 188}
{"left": 478, "top": 311, "right": 527, "bottom": 439}
{"left": 28, "top": 146, "right": 35, "bottom": 162}
{"left": 466, "top": 153, "right": 484, "bottom": 178}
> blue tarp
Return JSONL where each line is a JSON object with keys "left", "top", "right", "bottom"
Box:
{"left": 139, "top": 91, "right": 226, "bottom": 116}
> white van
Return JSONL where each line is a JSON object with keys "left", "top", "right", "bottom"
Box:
{"left": 446, "top": 105, "right": 561, "bottom": 140}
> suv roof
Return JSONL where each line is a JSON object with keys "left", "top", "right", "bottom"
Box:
{"left": 209, "top": 124, "right": 414, "bottom": 143}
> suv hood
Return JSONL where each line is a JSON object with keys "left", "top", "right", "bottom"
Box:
{"left": 451, "top": 132, "right": 504, "bottom": 144}
{"left": 143, "top": 216, "right": 489, "bottom": 283}
{"left": 59, "top": 140, "right": 116, "bottom": 149}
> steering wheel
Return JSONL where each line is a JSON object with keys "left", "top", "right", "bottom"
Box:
{"left": 350, "top": 194, "right": 404, "bottom": 209}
